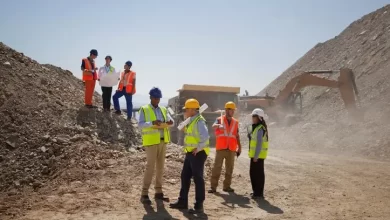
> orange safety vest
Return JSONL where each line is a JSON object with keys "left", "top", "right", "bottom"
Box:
{"left": 82, "top": 58, "right": 96, "bottom": 81}
{"left": 215, "top": 116, "right": 239, "bottom": 151}
{"left": 117, "top": 71, "right": 136, "bottom": 94}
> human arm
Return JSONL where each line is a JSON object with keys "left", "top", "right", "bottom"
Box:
{"left": 81, "top": 59, "right": 86, "bottom": 71}
{"left": 131, "top": 72, "right": 136, "bottom": 94}
{"left": 137, "top": 108, "right": 153, "bottom": 128}
{"left": 253, "top": 129, "right": 264, "bottom": 162}
{"left": 236, "top": 127, "right": 242, "bottom": 156}
{"left": 166, "top": 112, "right": 174, "bottom": 126}
{"left": 194, "top": 120, "right": 210, "bottom": 154}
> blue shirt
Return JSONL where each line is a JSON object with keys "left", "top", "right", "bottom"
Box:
{"left": 188, "top": 113, "right": 209, "bottom": 151}
{"left": 138, "top": 104, "right": 174, "bottom": 138}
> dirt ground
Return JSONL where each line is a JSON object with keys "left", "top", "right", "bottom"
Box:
{"left": 3, "top": 146, "right": 389, "bottom": 220}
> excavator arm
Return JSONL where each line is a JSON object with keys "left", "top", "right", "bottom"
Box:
{"left": 239, "top": 68, "right": 360, "bottom": 121}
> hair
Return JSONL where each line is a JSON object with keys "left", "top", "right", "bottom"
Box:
{"left": 260, "top": 117, "right": 269, "bottom": 140}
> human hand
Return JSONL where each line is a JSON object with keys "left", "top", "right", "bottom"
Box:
{"left": 252, "top": 158, "right": 258, "bottom": 163}
{"left": 192, "top": 148, "right": 199, "bottom": 156}
{"left": 237, "top": 148, "right": 242, "bottom": 157}
{"left": 152, "top": 120, "right": 162, "bottom": 126}
{"left": 167, "top": 120, "right": 173, "bottom": 125}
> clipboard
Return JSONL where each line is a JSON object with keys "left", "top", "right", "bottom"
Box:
{"left": 152, "top": 123, "right": 170, "bottom": 129}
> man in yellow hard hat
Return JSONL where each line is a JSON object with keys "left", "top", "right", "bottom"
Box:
{"left": 170, "top": 98, "right": 210, "bottom": 214}
{"left": 208, "top": 101, "right": 241, "bottom": 194}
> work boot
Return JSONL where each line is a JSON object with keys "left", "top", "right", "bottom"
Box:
{"left": 188, "top": 203, "right": 204, "bottom": 214}
{"left": 251, "top": 194, "right": 264, "bottom": 200}
{"left": 140, "top": 195, "right": 152, "bottom": 205}
{"left": 155, "top": 193, "right": 170, "bottom": 202}
{"left": 223, "top": 187, "right": 235, "bottom": 192}
{"left": 169, "top": 200, "right": 188, "bottom": 210}
{"left": 114, "top": 110, "right": 121, "bottom": 115}
{"left": 208, "top": 188, "right": 217, "bottom": 194}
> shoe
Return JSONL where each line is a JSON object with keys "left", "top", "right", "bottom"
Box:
{"left": 208, "top": 188, "right": 217, "bottom": 193}
{"left": 140, "top": 195, "right": 152, "bottom": 205}
{"left": 223, "top": 187, "right": 235, "bottom": 192}
{"left": 114, "top": 110, "right": 121, "bottom": 115}
{"left": 188, "top": 203, "right": 204, "bottom": 214}
{"left": 155, "top": 193, "right": 170, "bottom": 202}
{"left": 169, "top": 200, "right": 188, "bottom": 209}
{"left": 251, "top": 194, "right": 264, "bottom": 200}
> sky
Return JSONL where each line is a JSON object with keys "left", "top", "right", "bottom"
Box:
{"left": 0, "top": 0, "right": 388, "bottom": 101}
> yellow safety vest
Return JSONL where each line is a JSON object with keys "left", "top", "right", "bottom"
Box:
{"left": 184, "top": 115, "right": 210, "bottom": 156}
{"left": 248, "top": 125, "right": 268, "bottom": 159}
{"left": 139, "top": 104, "right": 170, "bottom": 146}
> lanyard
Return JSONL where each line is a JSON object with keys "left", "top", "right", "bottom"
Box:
{"left": 105, "top": 66, "right": 111, "bottom": 74}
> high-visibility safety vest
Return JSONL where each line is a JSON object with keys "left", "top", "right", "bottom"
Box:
{"left": 248, "top": 124, "right": 269, "bottom": 159}
{"left": 82, "top": 58, "right": 96, "bottom": 81}
{"left": 184, "top": 115, "right": 210, "bottom": 156}
{"left": 118, "top": 71, "right": 136, "bottom": 94}
{"left": 140, "top": 104, "right": 170, "bottom": 146}
{"left": 215, "top": 116, "right": 239, "bottom": 151}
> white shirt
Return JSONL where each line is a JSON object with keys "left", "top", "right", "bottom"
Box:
{"left": 98, "top": 65, "right": 120, "bottom": 87}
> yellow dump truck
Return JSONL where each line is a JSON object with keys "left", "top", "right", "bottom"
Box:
{"left": 168, "top": 84, "right": 240, "bottom": 147}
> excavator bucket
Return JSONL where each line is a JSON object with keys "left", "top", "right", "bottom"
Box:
{"left": 338, "top": 68, "right": 360, "bottom": 120}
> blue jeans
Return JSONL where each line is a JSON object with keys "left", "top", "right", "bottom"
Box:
{"left": 112, "top": 87, "right": 133, "bottom": 119}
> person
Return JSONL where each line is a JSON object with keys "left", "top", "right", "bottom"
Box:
{"left": 98, "top": 55, "right": 117, "bottom": 111}
{"left": 208, "top": 101, "right": 242, "bottom": 193}
{"left": 248, "top": 108, "right": 269, "bottom": 199}
{"left": 170, "top": 98, "right": 210, "bottom": 214}
{"left": 112, "top": 61, "right": 136, "bottom": 120}
{"left": 138, "top": 87, "right": 174, "bottom": 205}
{"left": 81, "top": 49, "right": 98, "bottom": 108}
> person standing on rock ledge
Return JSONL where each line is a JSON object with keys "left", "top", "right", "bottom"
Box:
{"left": 170, "top": 98, "right": 210, "bottom": 214}
{"left": 208, "top": 101, "right": 242, "bottom": 194}
{"left": 81, "top": 49, "right": 98, "bottom": 108}
{"left": 138, "top": 87, "right": 174, "bottom": 205}
{"left": 112, "top": 61, "right": 136, "bottom": 120}
{"left": 98, "top": 55, "right": 118, "bottom": 112}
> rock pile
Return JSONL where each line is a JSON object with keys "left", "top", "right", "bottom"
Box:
{"left": 0, "top": 42, "right": 141, "bottom": 191}
{"left": 253, "top": 5, "right": 390, "bottom": 160}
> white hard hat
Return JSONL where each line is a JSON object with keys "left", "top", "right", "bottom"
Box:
{"left": 252, "top": 108, "right": 265, "bottom": 118}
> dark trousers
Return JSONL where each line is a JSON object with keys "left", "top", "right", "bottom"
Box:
{"left": 179, "top": 151, "right": 207, "bottom": 205}
{"left": 101, "top": 87, "right": 113, "bottom": 110}
{"left": 250, "top": 159, "right": 265, "bottom": 196}
{"left": 112, "top": 86, "right": 133, "bottom": 119}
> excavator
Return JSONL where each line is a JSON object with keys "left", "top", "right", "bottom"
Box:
{"left": 239, "top": 68, "right": 360, "bottom": 123}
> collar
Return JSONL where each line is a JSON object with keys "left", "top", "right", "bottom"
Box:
{"left": 149, "top": 104, "right": 160, "bottom": 109}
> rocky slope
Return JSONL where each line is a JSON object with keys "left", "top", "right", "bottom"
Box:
{"left": 0, "top": 42, "right": 141, "bottom": 192}
{"left": 255, "top": 5, "right": 390, "bottom": 159}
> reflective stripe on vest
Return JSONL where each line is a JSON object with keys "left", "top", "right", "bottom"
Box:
{"left": 248, "top": 125, "right": 269, "bottom": 159}
{"left": 184, "top": 115, "right": 210, "bottom": 156}
{"left": 118, "top": 71, "right": 136, "bottom": 94}
{"left": 215, "top": 116, "right": 238, "bottom": 151}
{"left": 82, "top": 58, "right": 95, "bottom": 81}
{"left": 140, "top": 104, "right": 170, "bottom": 146}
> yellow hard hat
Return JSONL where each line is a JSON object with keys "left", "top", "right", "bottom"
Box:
{"left": 183, "top": 98, "right": 200, "bottom": 109}
{"left": 225, "top": 101, "right": 236, "bottom": 109}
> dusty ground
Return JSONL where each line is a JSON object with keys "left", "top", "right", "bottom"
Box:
{"left": 2, "top": 146, "right": 389, "bottom": 220}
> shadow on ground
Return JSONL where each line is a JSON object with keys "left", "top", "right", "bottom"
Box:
{"left": 214, "top": 191, "right": 252, "bottom": 209}
{"left": 255, "top": 199, "right": 284, "bottom": 214}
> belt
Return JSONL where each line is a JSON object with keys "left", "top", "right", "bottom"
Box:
{"left": 160, "top": 137, "right": 164, "bottom": 141}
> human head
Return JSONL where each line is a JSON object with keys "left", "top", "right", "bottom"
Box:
{"left": 90, "top": 49, "right": 98, "bottom": 59}
{"left": 183, "top": 98, "right": 200, "bottom": 118}
{"left": 149, "top": 87, "right": 162, "bottom": 106}
{"left": 251, "top": 108, "right": 265, "bottom": 124}
{"left": 224, "top": 101, "right": 236, "bottom": 118}
{"left": 105, "top": 55, "right": 112, "bottom": 65}
{"left": 124, "top": 61, "right": 132, "bottom": 70}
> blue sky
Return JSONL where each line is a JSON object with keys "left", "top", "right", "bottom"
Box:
{"left": 0, "top": 0, "right": 388, "bottom": 100}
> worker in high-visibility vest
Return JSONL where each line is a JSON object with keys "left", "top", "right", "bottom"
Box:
{"left": 248, "top": 108, "right": 269, "bottom": 199}
{"left": 138, "top": 87, "right": 173, "bottom": 205}
{"left": 112, "top": 61, "right": 136, "bottom": 120}
{"left": 170, "top": 98, "right": 210, "bottom": 214}
{"left": 208, "top": 101, "right": 241, "bottom": 194}
{"left": 81, "top": 49, "right": 98, "bottom": 108}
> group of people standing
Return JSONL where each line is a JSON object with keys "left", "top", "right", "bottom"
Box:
{"left": 138, "top": 95, "right": 269, "bottom": 214}
{"left": 81, "top": 49, "right": 269, "bottom": 214}
{"left": 81, "top": 49, "right": 136, "bottom": 120}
